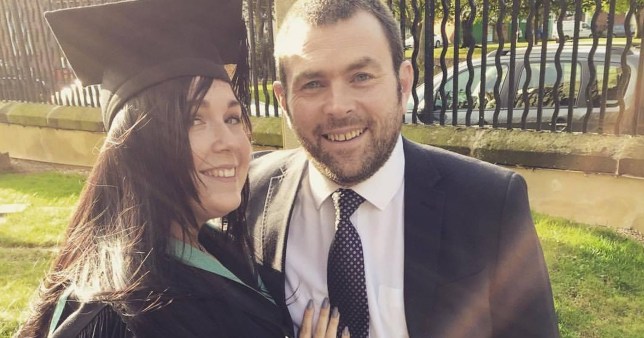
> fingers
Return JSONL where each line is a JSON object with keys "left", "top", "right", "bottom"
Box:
{"left": 299, "top": 298, "right": 347, "bottom": 338}
{"left": 324, "top": 307, "right": 340, "bottom": 338}
{"left": 298, "top": 299, "right": 315, "bottom": 338}
{"left": 315, "top": 298, "right": 331, "bottom": 338}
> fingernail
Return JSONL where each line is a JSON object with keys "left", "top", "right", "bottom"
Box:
{"left": 342, "top": 326, "right": 350, "bottom": 336}
{"left": 331, "top": 307, "right": 339, "bottom": 318}
{"left": 322, "top": 297, "right": 330, "bottom": 308}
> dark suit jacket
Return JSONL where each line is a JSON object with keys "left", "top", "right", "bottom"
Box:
{"left": 247, "top": 138, "right": 559, "bottom": 338}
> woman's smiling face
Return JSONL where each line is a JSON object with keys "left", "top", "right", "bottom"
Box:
{"left": 189, "top": 79, "right": 251, "bottom": 224}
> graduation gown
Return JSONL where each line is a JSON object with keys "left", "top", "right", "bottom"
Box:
{"left": 47, "top": 229, "right": 290, "bottom": 338}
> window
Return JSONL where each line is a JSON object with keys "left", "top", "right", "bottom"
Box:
{"left": 514, "top": 62, "right": 581, "bottom": 108}
{"left": 589, "top": 64, "right": 624, "bottom": 108}
{"left": 433, "top": 65, "right": 507, "bottom": 110}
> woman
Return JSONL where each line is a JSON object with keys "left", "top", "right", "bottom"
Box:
{"left": 16, "top": 0, "right": 344, "bottom": 337}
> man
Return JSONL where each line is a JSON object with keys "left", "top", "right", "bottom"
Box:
{"left": 246, "top": 0, "right": 559, "bottom": 337}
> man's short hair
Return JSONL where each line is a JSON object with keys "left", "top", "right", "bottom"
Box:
{"left": 274, "top": 0, "right": 403, "bottom": 91}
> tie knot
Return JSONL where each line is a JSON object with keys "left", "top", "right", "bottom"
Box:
{"left": 332, "top": 188, "right": 365, "bottom": 221}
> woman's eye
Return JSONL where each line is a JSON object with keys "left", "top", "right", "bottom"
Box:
{"left": 192, "top": 116, "right": 204, "bottom": 126}
{"left": 226, "top": 115, "right": 242, "bottom": 125}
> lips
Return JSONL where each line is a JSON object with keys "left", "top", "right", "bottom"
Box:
{"left": 323, "top": 128, "right": 366, "bottom": 142}
{"left": 200, "top": 167, "right": 236, "bottom": 178}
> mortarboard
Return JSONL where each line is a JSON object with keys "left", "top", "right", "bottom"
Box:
{"left": 45, "top": 0, "right": 248, "bottom": 129}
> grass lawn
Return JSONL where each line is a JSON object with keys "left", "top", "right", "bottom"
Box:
{"left": 536, "top": 213, "right": 644, "bottom": 337}
{"left": 0, "top": 172, "right": 84, "bottom": 247}
{"left": 0, "top": 248, "right": 55, "bottom": 337}
{"left": 1, "top": 171, "right": 643, "bottom": 337}
{"left": 0, "top": 172, "right": 85, "bottom": 335}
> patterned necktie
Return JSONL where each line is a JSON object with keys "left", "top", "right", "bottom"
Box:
{"left": 327, "top": 188, "right": 369, "bottom": 338}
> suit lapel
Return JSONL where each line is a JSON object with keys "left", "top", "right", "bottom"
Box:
{"left": 254, "top": 142, "right": 447, "bottom": 336}
{"left": 402, "top": 139, "right": 446, "bottom": 336}
{"left": 257, "top": 150, "right": 307, "bottom": 307}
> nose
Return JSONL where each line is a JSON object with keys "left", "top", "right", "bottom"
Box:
{"left": 208, "top": 122, "right": 235, "bottom": 153}
{"left": 323, "top": 82, "right": 355, "bottom": 117}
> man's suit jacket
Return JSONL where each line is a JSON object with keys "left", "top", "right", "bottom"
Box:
{"left": 246, "top": 138, "right": 559, "bottom": 338}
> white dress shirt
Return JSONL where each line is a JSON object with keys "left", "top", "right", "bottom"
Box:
{"left": 285, "top": 136, "right": 408, "bottom": 338}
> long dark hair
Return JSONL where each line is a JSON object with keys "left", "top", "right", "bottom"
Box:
{"left": 17, "top": 76, "right": 255, "bottom": 337}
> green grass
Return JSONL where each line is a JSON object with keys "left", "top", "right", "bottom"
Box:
{"left": 535, "top": 213, "right": 644, "bottom": 337}
{"left": 0, "top": 248, "right": 56, "bottom": 336}
{"left": 1, "top": 172, "right": 643, "bottom": 337}
{"left": 0, "top": 172, "right": 84, "bottom": 335}
{"left": 0, "top": 172, "right": 85, "bottom": 247}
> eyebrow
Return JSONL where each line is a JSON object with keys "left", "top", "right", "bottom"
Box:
{"left": 345, "top": 56, "right": 380, "bottom": 73}
{"left": 196, "top": 99, "right": 241, "bottom": 110}
{"left": 292, "top": 56, "right": 381, "bottom": 86}
{"left": 226, "top": 100, "right": 241, "bottom": 109}
{"left": 292, "top": 70, "right": 324, "bottom": 87}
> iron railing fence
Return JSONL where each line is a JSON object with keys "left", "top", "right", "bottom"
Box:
{"left": 0, "top": 0, "right": 280, "bottom": 116}
{"left": 246, "top": 0, "right": 279, "bottom": 118}
{"left": 1, "top": 0, "right": 642, "bottom": 135}
{"left": 0, "top": 0, "right": 111, "bottom": 107}
{"left": 397, "top": 0, "right": 644, "bottom": 135}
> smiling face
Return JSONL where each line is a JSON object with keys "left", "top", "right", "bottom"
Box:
{"left": 189, "top": 79, "right": 251, "bottom": 224}
{"left": 274, "top": 11, "right": 412, "bottom": 186}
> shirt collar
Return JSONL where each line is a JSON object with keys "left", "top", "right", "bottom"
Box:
{"left": 308, "top": 135, "right": 404, "bottom": 211}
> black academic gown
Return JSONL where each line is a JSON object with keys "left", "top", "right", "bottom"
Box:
{"left": 48, "top": 229, "right": 290, "bottom": 338}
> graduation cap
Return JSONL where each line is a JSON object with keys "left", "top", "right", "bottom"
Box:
{"left": 45, "top": 0, "right": 248, "bottom": 129}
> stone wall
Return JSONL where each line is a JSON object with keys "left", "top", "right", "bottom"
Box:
{"left": 1, "top": 100, "right": 643, "bottom": 232}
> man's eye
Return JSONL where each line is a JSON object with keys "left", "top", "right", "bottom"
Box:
{"left": 302, "top": 81, "right": 322, "bottom": 90}
{"left": 353, "top": 73, "right": 373, "bottom": 82}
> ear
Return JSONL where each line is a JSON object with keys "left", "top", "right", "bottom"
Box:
{"left": 398, "top": 60, "right": 414, "bottom": 109}
{"left": 273, "top": 81, "right": 289, "bottom": 111}
{"left": 273, "top": 81, "right": 292, "bottom": 127}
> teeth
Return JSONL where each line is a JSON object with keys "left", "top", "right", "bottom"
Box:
{"left": 202, "top": 168, "right": 235, "bottom": 178}
{"left": 326, "top": 129, "right": 364, "bottom": 142}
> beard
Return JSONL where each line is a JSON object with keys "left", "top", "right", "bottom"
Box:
{"left": 290, "top": 100, "right": 403, "bottom": 187}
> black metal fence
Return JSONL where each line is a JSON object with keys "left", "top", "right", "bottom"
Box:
{"left": 0, "top": 0, "right": 118, "bottom": 107}
{"left": 1, "top": 0, "right": 643, "bottom": 135}
{"left": 246, "top": 0, "right": 280, "bottom": 118}
{"left": 397, "top": 0, "right": 644, "bottom": 135}
{"left": 0, "top": 0, "right": 280, "bottom": 112}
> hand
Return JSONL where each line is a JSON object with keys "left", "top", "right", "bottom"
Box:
{"left": 298, "top": 297, "right": 350, "bottom": 338}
